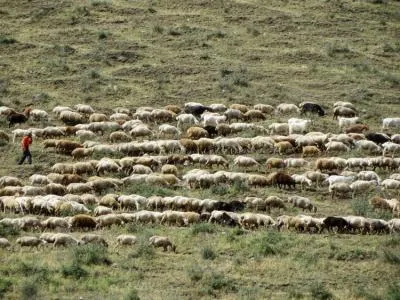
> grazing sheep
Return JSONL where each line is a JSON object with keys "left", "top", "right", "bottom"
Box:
{"left": 94, "top": 205, "right": 113, "bottom": 216}
{"left": 323, "top": 216, "right": 348, "bottom": 233}
{"left": 117, "top": 234, "right": 137, "bottom": 246}
{"left": 337, "top": 117, "right": 359, "bottom": 128}
{"left": 96, "top": 214, "right": 123, "bottom": 228}
{"left": 7, "top": 108, "right": 32, "bottom": 127}
{"left": 269, "top": 123, "right": 289, "bottom": 135}
{"left": 333, "top": 107, "right": 357, "bottom": 120}
{"left": 186, "top": 127, "right": 209, "bottom": 140}
{"left": 176, "top": 114, "right": 199, "bottom": 129}
{"left": 300, "top": 102, "right": 325, "bottom": 116}
{"left": 16, "top": 236, "right": 45, "bottom": 249}
{"left": 265, "top": 196, "right": 286, "bottom": 212}
{"left": 254, "top": 104, "right": 274, "bottom": 114}
{"left": 382, "top": 118, "right": 400, "bottom": 130}
{"left": 302, "top": 145, "right": 321, "bottom": 157}
{"left": 59, "top": 110, "right": 84, "bottom": 126}
{"left": 53, "top": 233, "right": 79, "bottom": 247}
{"left": 79, "top": 234, "right": 108, "bottom": 247}
{"left": 69, "top": 214, "right": 97, "bottom": 231}
{"left": 0, "top": 237, "right": 11, "bottom": 249}
{"left": 329, "top": 182, "right": 351, "bottom": 199}
{"left": 344, "top": 124, "right": 369, "bottom": 134}
{"left": 265, "top": 158, "right": 286, "bottom": 169}
{"left": 233, "top": 156, "right": 259, "bottom": 170}
{"left": 270, "top": 172, "right": 296, "bottom": 189}
{"left": 288, "top": 196, "right": 317, "bottom": 212}
{"left": 41, "top": 217, "right": 69, "bottom": 230}
{"left": 276, "top": 103, "right": 300, "bottom": 115}
{"left": 149, "top": 235, "right": 176, "bottom": 252}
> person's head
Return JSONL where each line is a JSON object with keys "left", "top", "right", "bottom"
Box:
{"left": 27, "top": 132, "right": 32, "bottom": 138}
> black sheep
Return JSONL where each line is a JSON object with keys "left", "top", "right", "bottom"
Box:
{"left": 7, "top": 108, "right": 31, "bottom": 127}
{"left": 300, "top": 102, "right": 325, "bottom": 116}
{"left": 323, "top": 216, "right": 348, "bottom": 233}
{"left": 366, "top": 132, "right": 391, "bottom": 145}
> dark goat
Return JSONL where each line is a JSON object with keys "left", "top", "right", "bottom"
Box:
{"left": 271, "top": 172, "right": 296, "bottom": 189}
{"left": 7, "top": 108, "right": 31, "bottom": 127}
{"left": 184, "top": 105, "right": 212, "bottom": 117}
{"left": 323, "top": 216, "right": 348, "bottom": 233}
{"left": 366, "top": 132, "right": 391, "bottom": 145}
{"left": 301, "top": 102, "right": 325, "bottom": 116}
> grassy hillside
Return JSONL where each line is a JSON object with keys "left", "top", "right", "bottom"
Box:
{"left": 0, "top": 0, "right": 400, "bottom": 299}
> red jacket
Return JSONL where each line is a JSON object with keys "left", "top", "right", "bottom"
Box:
{"left": 21, "top": 136, "right": 32, "bottom": 151}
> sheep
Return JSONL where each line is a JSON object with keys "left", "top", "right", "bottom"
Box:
{"left": 333, "top": 101, "right": 356, "bottom": 110}
{"left": 186, "top": 126, "right": 209, "bottom": 140}
{"left": 284, "top": 158, "right": 309, "bottom": 169}
{"left": 59, "top": 110, "right": 84, "bottom": 125}
{"left": 265, "top": 196, "right": 286, "bottom": 213}
{"left": 288, "top": 118, "right": 311, "bottom": 135}
{"left": 0, "top": 176, "right": 22, "bottom": 188}
{"left": 148, "top": 235, "right": 176, "bottom": 252}
{"left": 346, "top": 158, "right": 370, "bottom": 171}
{"left": 382, "top": 118, "right": 400, "bottom": 130}
{"left": 269, "top": 123, "right": 289, "bottom": 135}
{"left": 89, "top": 113, "right": 108, "bottom": 123}
{"left": 254, "top": 104, "right": 274, "bottom": 114}
{"left": 381, "top": 179, "right": 400, "bottom": 192}
{"left": 69, "top": 214, "right": 97, "bottom": 230}
{"left": 329, "top": 182, "right": 351, "bottom": 199}
{"left": 333, "top": 107, "right": 357, "bottom": 120}
{"left": 288, "top": 196, "right": 317, "bottom": 212}
{"left": 337, "top": 117, "right": 359, "bottom": 128}
{"left": 75, "top": 129, "right": 96, "bottom": 141}
{"left": 45, "top": 183, "right": 66, "bottom": 196}
{"left": 355, "top": 140, "right": 381, "bottom": 154}
{"left": 357, "top": 171, "right": 381, "bottom": 183}
{"left": 273, "top": 141, "right": 294, "bottom": 155}
{"left": 176, "top": 114, "right": 199, "bottom": 129}
{"left": 291, "top": 174, "right": 312, "bottom": 189}
{"left": 265, "top": 158, "right": 286, "bottom": 169}
{"left": 96, "top": 158, "right": 120, "bottom": 176}
{"left": 71, "top": 147, "right": 94, "bottom": 160}
{"left": 41, "top": 217, "right": 69, "bottom": 230}
{"left": 96, "top": 214, "right": 123, "bottom": 228}
{"left": 52, "top": 233, "right": 79, "bottom": 247}
{"left": 244, "top": 109, "right": 266, "bottom": 121}
{"left": 383, "top": 142, "right": 400, "bottom": 157}
{"left": 30, "top": 109, "right": 49, "bottom": 121}
{"left": 94, "top": 205, "right": 113, "bottom": 216}
{"left": 0, "top": 237, "right": 11, "bottom": 249}
{"left": 134, "top": 210, "right": 163, "bottom": 224}
{"left": 16, "top": 236, "right": 45, "bottom": 249}
{"left": 7, "top": 107, "right": 31, "bottom": 127}
{"left": 276, "top": 103, "right": 300, "bottom": 115}
{"left": 233, "top": 156, "right": 259, "bottom": 170}
{"left": 116, "top": 234, "right": 137, "bottom": 246}
{"left": 158, "top": 124, "right": 181, "bottom": 138}
{"left": 300, "top": 103, "right": 325, "bottom": 116}
{"left": 326, "top": 141, "right": 351, "bottom": 153}
{"left": 302, "top": 145, "right": 321, "bottom": 157}
{"left": 388, "top": 219, "right": 400, "bottom": 233}
{"left": 315, "top": 158, "right": 341, "bottom": 172}
{"left": 344, "top": 124, "right": 369, "bottom": 134}
{"left": 270, "top": 172, "right": 296, "bottom": 189}
{"left": 160, "top": 164, "right": 178, "bottom": 176}
{"left": 224, "top": 108, "right": 244, "bottom": 122}
{"left": 209, "top": 210, "right": 240, "bottom": 226}
{"left": 323, "top": 216, "right": 349, "bottom": 233}
{"left": 240, "top": 213, "right": 275, "bottom": 229}
{"left": 130, "top": 124, "right": 153, "bottom": 139}
{"left": 30, "top": 174, "right": 50, "bottom": 186}
{"left": 391, "top": 134, "right": 400, "bottom": 144}
{"left": 79, "top": 234, "right": 108, "bottom": 247}
{"left": 342, "top": 216, "right": 369, "bottom": 234}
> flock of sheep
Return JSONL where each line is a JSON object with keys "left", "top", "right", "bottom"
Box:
{"left": 0, "top": 100, "right": 400, "bottom": 252}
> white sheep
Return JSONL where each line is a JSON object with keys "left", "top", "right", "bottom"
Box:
{"left": 268, "top": 123, "right": 289, "bottom": 135}
{"left": 16, "top": 236, "right": 45, "bottom": 249}
{"left": 355, "top": 140, "right": 381, "bottom": 154}
{"left": 148, "top": 235, "right": 176, "bottom": 252}
{"left": 30, "top": 109, "right": 49, "bottom": 121}
{"left": 53, "top": 233, "right": 80, "bottom": 247}
{"left": 291, "top": 174, "right": 312, "bottom": 189}
{"left": 288, "top": 118, "right": 311, "bottom": 135}
{"left": 75, "top": 104, "right": 95, "bottom": 114}
{"left": 276, "top": 103, "right": 300, "bottom": 115}
{"left": 329, "top": 182, "right": 352, "bottom": 199}
{"left": 158, "top": 124, "right": 181, "bottom": 138}
{"left": 326, "top": 141, "right": 350, "bottom": 153}
{"left": 350, "top": 180, "right": 378, "bottom": 197}
{"left": 382, "top": 142, "right": 400, "bottom": 157}
{"left": 116, "top": 234, "right": 137, "bottom": 246}
{"left": 176, "top": 114, "right": 199, "bottom": 129}
{"left": 233, "top": 156, "right": 259, "bottom": 170}
{"left": 0, "top": 237, "right": 12, "bottom": 249}
{"left": 382, "top": 118, "right": 400, "bottom": 130}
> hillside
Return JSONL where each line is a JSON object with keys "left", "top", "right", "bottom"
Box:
{"left": 0, "top": 0, "right": 400, "bottom": 299}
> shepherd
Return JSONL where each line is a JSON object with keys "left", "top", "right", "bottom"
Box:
{"left": 18, "top": 132, "right": 32, "bottom": 165}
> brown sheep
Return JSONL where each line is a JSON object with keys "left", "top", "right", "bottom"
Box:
{"left": 61, "top": 174, "right": 87, "bottom": 186}
{"left": 369, "top": 196, "right": 392, "bottom": 212}
{"left": 164, "top": 105, "right": 182, "bottom": 114}
{"left": 244, "top": 110, "right": 266, "bottom": 121}
{"left": 56, "top": 140, "right": 83, "bottom": 155}
{"left": 216, "top": 123, "right": 232, "bottom": 136}
{"left": 186, "top": 127, "right": 209, "bottom": 140}
{"left": 315, "top": 158, "right": 338, "bottom": 172}
{"left": 265, "top": 196, "right": 286, "bottom": 212}
{"left": 302, "top": 145, "right": 321, "bottom": 157}
{"left": 270, "top": 172, "right": 296, "bottom": 189}
{"left": 230, "top": 104, "right": 249, "bottom": 113}
{"left": 333, "top": 106, "right": 356, "bottom": 119}
{"left": 69, "top": 214, "right": 97, "bottom": 231}
{"left": 344, "top": 124, "right": 369, "bottom": 134}
{"left": 274, "top": 141, "right": 294, "bottom": 155}
{"left": 43, "top": 139, "right": 58, "bottom": 150}
{"left": 265, "top": 158, "right": 286, "bottom": 169}
{"left": 180, "top": 138, "right": 198, "bottom": 153}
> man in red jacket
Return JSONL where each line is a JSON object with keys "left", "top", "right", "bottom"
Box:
{"left": 18, "top": 133, "right": 32, "bottom": 165}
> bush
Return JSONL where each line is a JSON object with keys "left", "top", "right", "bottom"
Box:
{"left": 382, "top": 249, "right": 400, "bottom": 265}
{"left": 387, "top": 283, "right": 400, "bottom": 300}
{"left": 310, "top": 282, "right": 334, "bottom": 300}
{"left": 61, "top": 262, "right": 88, "bottom": 279}
{"left": 202, "top": 272, "right": 237, "bottom": 296}
{"left": 250, "top": 232, "right": 286, "bottom": 257}
{"left": 0, "top": 278, "right": 12, "bottom": 299}
{"left": 201, "top": 246, "right": 216, "bottom": 260}
{"left": 0, "top": 223, "right": 19, "bottom": 237}
{"left": 0, "top": 36, "right": 16, "bottom": 45}
{"left": 187, "top": 265, "right": 204, "bottom": 282}
{"left": 20, "top": 280, "right": 38, "bottom": 300}
{"left": 98, "top": 31, "right": 109, "bottom": 39}
{"left": 351, "top": 198, "right": 370, "bottom": 216}
{"left": 331, "top": 249, "right": 377, "bottom": 261}
{"left": 129, "top": 239, "right": 155, "bottom": 259}
{"left": 124, "top": 289, "right": 140, "bottom": 300}
{"left": 17, "top": 262, "right": 50, "bottom": 283}
{"left": 191, "top": 223, "right": 216, "bottom": 236}
{"left": 72, "top": 244, "right": 111, "bottom": 265}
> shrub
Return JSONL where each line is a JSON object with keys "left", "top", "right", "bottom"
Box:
{"left": 0, "top": 223, "right": 19, "bottom": 237}
{"left": 250, "top": 232, "right": 286, "bottom": 257}
{"left": 98, "top": 31, "right": 109, "bottom": 39}
{"left": 191, "top": 223, "right": 216, "bottom": 236}
{"left": 20, "top": 279, "right": 38, "bottom": 300}
{"left": 187, "top": 265, "right": 204, "bottom": 282}
{"left": 90, "top": 0, "right": 112, "bottom": 7}
{"left": 382, "top": 249, "right": 400, "bottom": 265}
{"left": 153, "top": 25, "right": 164, "bottom": 34}
{"left": 129, "top": 239, "right": 155, "bottom": 259}
{"left": 72, "top": 244, "right": 111, "bottom": 265}
{"left": 201, "top": 246, "right": 217, "bottom": 260}
{"left": 203, "top": 272, "right": 237, "bottom": 295}
{"left": 124, "top": 289, "right": 140, "bottom": 300}
{"left": 17, "top": 262, "right": 50, "bottom": 283}
{"left": 0, "top": 36, "right": 16, "bottom": 45}
{"left": 310, "top": 282, "right": 334, "bottom": 300}
{"left": 331, "top": 249, "right": 377, "bottom": 261}
{"left": 61, "top": 262, "right": 88, "bottom": 279}
{"left": 0, "top": 278, "right": 12, "bottom": 299}
{"left": 351, "top": 198, "right": 370, "bottom": 216}
{"left": 387, "top": 283, "right": 400, "bottom": 300}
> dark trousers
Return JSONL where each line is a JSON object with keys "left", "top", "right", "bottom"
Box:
{"left": 18, "top": 149, "right": 32, "bottom": 165}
